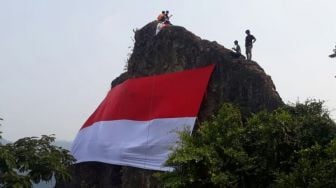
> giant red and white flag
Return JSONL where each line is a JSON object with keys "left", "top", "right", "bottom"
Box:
{"left": 71, "top": 65, "right": 214, "bottom": 171}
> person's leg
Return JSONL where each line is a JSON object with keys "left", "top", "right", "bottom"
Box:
{"left": 245, "top": 47, "right": 249, "bottom": 60}
{"left": 249, "top": 46, "right": 253, "bottom": 60}
{"left": 246, "top": 46, "right": 252, "bottom": 60}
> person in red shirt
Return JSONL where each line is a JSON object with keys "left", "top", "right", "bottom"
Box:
{"left": 157, "top": 11, "right": 165, "bottom": 22}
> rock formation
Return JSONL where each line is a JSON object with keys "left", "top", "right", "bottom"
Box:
{"left": 57, "top": 21, "right": 283, "bottom": 187}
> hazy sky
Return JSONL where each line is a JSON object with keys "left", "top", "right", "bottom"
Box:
{"left": 1, "top": 0, "right": 335, "bottom": 141}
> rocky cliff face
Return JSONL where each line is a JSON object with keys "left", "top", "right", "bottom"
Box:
{"left": 58, "top": 21, "right": 283, "bottom": 188}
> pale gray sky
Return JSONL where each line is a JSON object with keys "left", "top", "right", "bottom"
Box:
{"left": 1, "top": 0, "right": 335, "bottom": 141}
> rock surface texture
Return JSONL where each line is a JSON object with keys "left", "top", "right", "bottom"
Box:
{"left": 57, "top": 21, "right": 283, "bottom": 188}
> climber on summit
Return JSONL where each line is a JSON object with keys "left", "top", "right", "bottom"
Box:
{"left": 157, "top": 11, "right": 165, "bottom": 22}
{"left": 231, "top": 40, "right": 241, "bottom": 58}
{"left": 155, "top": 11, "right": 172, "bottom": 35}
{"left": 245, "top": 30, "right": 256, "bottom": 61}
{"left": 164, "top": 10, "right": 173, "bottom": 24}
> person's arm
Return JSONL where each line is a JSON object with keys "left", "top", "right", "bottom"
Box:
{"left": 232, "top": 46, "right": 237, "bottom": 52}
{"left": 253, "top": 36, "right": 257, "bottom": 43}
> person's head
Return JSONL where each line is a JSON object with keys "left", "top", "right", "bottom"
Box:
{"left": 234, "top": 40, "right": 238, "bottom": 45}
{"left": 166, "top": 10, "right": 169, "bottom": 14}
{"left": 162, "top": 11, "right": 165, "bottom": 14}
{"left": 245, "top": 30, "right": 250, "bottom": 35}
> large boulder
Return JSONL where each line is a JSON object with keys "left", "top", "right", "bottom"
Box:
{"left": 58, "top": 21, "right": 283, "bottom": 187}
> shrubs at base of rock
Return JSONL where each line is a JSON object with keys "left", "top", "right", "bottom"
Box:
{"left": 158, "top": 101, "right": 336, "bottom": 187}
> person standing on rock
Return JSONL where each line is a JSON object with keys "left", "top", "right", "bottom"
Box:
{"left": 164, "top": 10, "right": 172, "bottom": 23}
{"left": 245, "top": 30, "right": 256, "bottom": 61}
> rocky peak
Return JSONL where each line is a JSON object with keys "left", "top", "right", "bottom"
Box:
{"left": 113, "top": 21, "right": 282, "bottom": 118}
{"left": 59, "top": 22, "right": 283, "bottom": 188}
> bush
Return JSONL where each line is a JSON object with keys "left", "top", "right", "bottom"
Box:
{"left": 158, "top": 101, "right": 336, "bottom": 187}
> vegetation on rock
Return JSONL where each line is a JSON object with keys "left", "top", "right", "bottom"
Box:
{"left": 158, "top": 100, "right": 336, "bottom": 187}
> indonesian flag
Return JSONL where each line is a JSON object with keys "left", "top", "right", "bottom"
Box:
{"left": 71, "top": 65, "right": 215, "bottom": 171}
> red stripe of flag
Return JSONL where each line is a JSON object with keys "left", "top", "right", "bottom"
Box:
{"left": 81, "top": 65, "right": 215, "bottom": 129}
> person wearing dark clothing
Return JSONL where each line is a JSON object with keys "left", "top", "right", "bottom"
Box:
{"left": 231, "top": 40, "right": 241, "bottom": 58}
{"left": 164, "top": 10, "right": 172, "bottom": 24}
{"left": 245, "top": 30, "right": 256, "bottom": 61}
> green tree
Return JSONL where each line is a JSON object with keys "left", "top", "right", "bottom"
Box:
{"left": 158, "top": 101, "right": 336, "bottom": 187}
{"left": 0, "top": 122, "right": 75, "bottom": 188}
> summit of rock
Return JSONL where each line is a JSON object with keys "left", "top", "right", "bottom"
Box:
{"left": 113, "top": 21, "right": 283, "bottom": 117}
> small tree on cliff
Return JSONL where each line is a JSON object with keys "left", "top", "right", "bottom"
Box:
{"left": 158, "top": 101, "right": 336, "bottom": 187}
{"left": 0, "top": 122, "right": 75, "bottom": 188}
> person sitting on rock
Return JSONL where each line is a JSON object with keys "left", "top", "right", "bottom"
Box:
{"left": 155, "top": 11, "right": 172, "bottom": 35}
{"left": 231, "top": 40, "right": 241, "bottom": 58}
{"left": 155, "top": 20, "right": 171, "bottom": 35}
{"left": 157, "top": 11, "right": 166, "bottom": 22}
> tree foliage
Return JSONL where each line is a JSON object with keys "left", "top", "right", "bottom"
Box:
{"left": 0, "top": 133, "right": 75, "bottom": 188}
{"left": 158, "top": 101, "right": 336, "bottom": 187}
